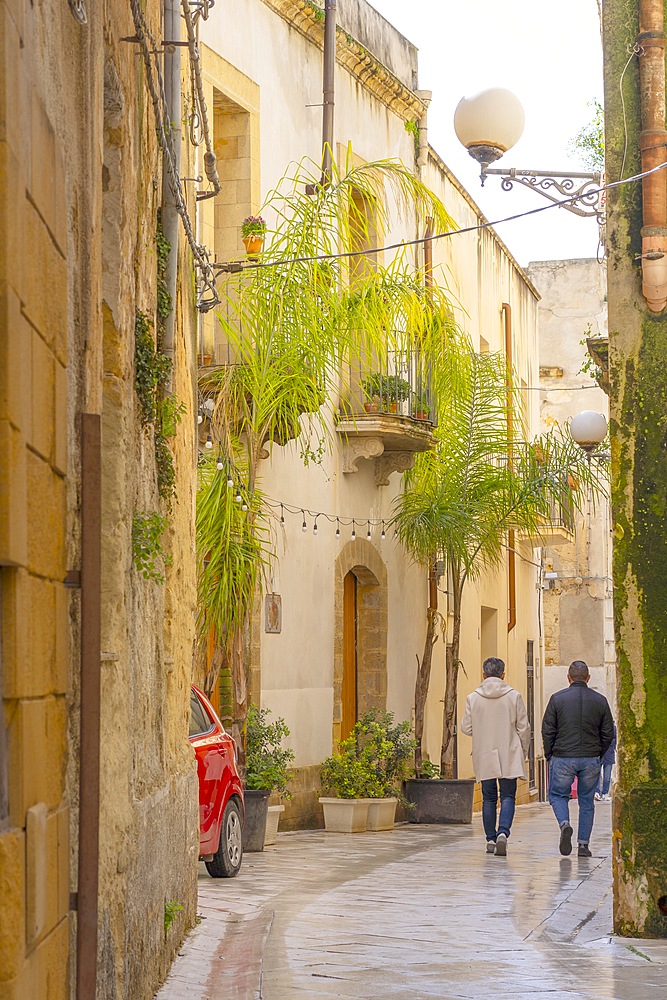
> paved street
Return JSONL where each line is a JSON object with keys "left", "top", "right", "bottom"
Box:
{"left": 155, "top": 802, "right": 667, "bottom": 999}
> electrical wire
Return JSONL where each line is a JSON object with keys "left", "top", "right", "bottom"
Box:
{"left": 214, "top": 155, "right": 667, "bottom": 274}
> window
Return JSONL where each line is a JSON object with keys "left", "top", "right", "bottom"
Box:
{"left": 189, "top": 690, "right": 214, "bottom": 737}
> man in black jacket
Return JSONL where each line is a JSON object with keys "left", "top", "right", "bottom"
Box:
{"left": 541, "top": 660, "right": 614, "bottom": 858}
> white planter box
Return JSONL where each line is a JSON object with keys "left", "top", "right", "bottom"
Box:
{"left": 264, "top": 804, "right": 285, "bottom": 846}
{"left": 319, "top": 797, "right": 370, "bottom": 833}
{"left": 366, "top": 797, "right": 397, "bottom": 831}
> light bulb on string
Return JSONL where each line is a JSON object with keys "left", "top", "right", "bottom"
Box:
{"left": 280, "top": 504, "right": 285, "bottom": 524}
{"left": 216, "top": 455, "right": 224, "bottom": 471}
{"left": 197, "top": 408, "right": 204, "bottom": 425}
{"left": 313, "top": 516, "right": 319, "bottom": 536}
{"left": 381, "top": 521, "right": 386, "bottom": 540}
{"left": 351, "top": 519, "right": 356, "bottom": 541}
{"left": 335, "top": 518, "right": 340, "bottom": 539}
{"left": 242, "top": 500, "right": 248, "bottom": 512}
{"left": 366, "top": 521, "right": 372, "bottom": 541}
{"left": 227, "top": 472, "right": 234, "bottom": 488}
{"left": 301, "top": 510, "right": 307, "bottom": 532}
{"left": 205, "top": 433, "right": 213, "bottom": 449}
{"left": 235, "top": 488, "right": 243, "bottom": 503}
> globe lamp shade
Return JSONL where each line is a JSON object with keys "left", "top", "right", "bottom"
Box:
{"left": 569, "top": 410, "right": 608, "bottom": 452}
{"left": 454, "top": 88, "right": 525, "bottom": 165}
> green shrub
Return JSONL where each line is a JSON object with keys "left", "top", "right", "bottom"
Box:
{"left": 320, "top": 710, "right": 415, "bottom": 799}
{"left": 245, "top": 705, "right": 295, "bottom": 796}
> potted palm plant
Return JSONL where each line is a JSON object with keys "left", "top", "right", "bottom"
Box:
{"left": 319, "top": 710, "right": 414, "bottom": 832}
{"left": 244, "top": 705, "right": 295, "bottom": 851}
{"left": 392, "top": 341, "right": 602, "bottom": 819}
{"left": 361, "top": 373, "right": 411, "bottom": 413}
{"left": 241, "top": 215, "right": 266, "bottom": 256}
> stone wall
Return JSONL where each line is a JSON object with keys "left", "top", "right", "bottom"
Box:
{"left": 0, "top": 0, "right": 200, "bottom": 995}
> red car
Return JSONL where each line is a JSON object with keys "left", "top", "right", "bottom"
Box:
{"left": 189, "top": 684, "right": 244, "bottom": 877}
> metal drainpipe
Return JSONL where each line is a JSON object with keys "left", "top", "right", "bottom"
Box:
{"left": 161, "top": 0, "right": 182, "bottom": 384}
{"left": 502, "top": 303, "right": 517, "bottom": 634}
{"left": 415, "top": 90, "right": 432, "bottom": 171}
{"left": 321, "top": 0, "right": 336, "bottom": 185}
{"left": 638, "top": 0, "right": 667, "bottom": 311}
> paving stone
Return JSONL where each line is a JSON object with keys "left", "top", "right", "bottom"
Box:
{"left": 155, "top": 802, "right": 667, "bottom": 999}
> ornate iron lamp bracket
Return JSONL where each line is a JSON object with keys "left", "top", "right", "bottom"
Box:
{"left": 480, "top": 165, "right": 603, "bottom": 220}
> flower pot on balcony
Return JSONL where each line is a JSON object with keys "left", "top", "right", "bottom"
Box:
{"left": 413, "top": 410, "right": 429, "bottom": 420}
{"left": 242, "top": 235, "right": 264, "bottom": 256}
{"left": 363, "top": 400, "right": 379, "bottom": 413}
{"left": 319, "top": 797, "right": 370, "bottom": 833}
{"left": 366, "top": 797, "right": 397, "bottom": 831}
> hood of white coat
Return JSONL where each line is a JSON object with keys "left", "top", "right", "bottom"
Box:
{"left": 474, "top": 676, "right": 513, "bottom": 699}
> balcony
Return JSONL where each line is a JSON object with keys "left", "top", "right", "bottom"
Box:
{"left": 336, "top": 353, "right": 437, "bottom": 486}
{"left": 518, "top": 500, "right": 575, "bottom": 549}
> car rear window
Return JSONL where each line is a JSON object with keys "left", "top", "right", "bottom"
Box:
{"left": 189, "top": 691, "right": 214, "bottom": 737}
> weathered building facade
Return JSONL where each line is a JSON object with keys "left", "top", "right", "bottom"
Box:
{"left": 527, "top": 258, "right": 614, "bottom": 716}
{"left": 0, "top": 0, "right": 200, "bottom": 995}
{"left": 199, "top": 0, "right": 543, "bottom": 824}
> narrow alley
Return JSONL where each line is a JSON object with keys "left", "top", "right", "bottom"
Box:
{"left": 156, "top": 803, "right": 667, "bottom": 999}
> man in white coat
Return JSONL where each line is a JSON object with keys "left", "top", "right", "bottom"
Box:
{"left": 461, "top": 657, "right": 531, "bottom": 856}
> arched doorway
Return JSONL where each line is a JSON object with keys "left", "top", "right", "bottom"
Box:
{"left": 333, "top": 540, "right": 388, "bottom": 746}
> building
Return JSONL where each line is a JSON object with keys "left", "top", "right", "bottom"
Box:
{"left": 526, "top": 258, "right": 614, "bottom": 718}
{"left": 198, "top": 0, "right": 544, "bottom": 824}
{"left": 0, "top": 0, "right": 203, "bottom": 995}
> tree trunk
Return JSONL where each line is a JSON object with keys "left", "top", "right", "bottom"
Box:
{"left": 230, "top": 615, "right": 249, "bottom": 776}
{"left": 440, "top": 576, "right": 462, "bottom": 779}
{"left": 414, "top": 607, "right": 440, "bottom": 774}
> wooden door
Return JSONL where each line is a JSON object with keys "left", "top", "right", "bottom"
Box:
{"left": 342, "top": 571, "right": 358, "bottom": 740}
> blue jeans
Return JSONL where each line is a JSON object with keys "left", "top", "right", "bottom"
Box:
{"left": 548, "top": 756, "right": 601, "bottom": 844}
{"left": 481, "top": 777, "right": 517, "bottom": 841}
{"left": 599, "top": 763, "right": 612, "bottom": 796}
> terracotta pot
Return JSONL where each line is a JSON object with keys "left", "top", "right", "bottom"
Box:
{"left": 363, "top": 401, "right": 379, "bottom": 413}
{"left": 242, "top": 235, "right": 264, "bottom": 255}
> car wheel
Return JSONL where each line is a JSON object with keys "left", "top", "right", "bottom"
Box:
{"left": 205, "top": 798, "right": 243, "bottom": 878}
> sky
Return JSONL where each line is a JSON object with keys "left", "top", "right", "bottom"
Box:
{"left": 368, "top": 0, "right": 604, "bottom": 267}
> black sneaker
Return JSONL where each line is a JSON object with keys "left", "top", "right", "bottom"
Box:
{"left": 559, "top": 822, "right": 573, "bottom": 856}
{"left": 578, "top": 844, "right": 592, "bottom": 858}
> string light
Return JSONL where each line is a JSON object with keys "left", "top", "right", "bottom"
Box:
{"left": 216, "top": 455, "right": 224, "bottom": 471}
{"left": 366, "top": 521, "right": 372, "bottom": 540}
{"left": 242, "top": 499, "right": 248, "bottom": 512}
{"left": 313, "top": 515, "right": 319, "bottom": 536}
{"left": 205, "top": 433, "right": 213, "bottom": 449}
{"left": 351, "top": 519, "right": 356, "bottom": 540}
{"left": 197, "top": 407, "right": 204, "bottom": 425}
{"left": 335, "top": 518, "right": 340, "bottom": 538}
{"left": 280, "top": 504, "right": 285, "bottom": 524}
{"left": 301, "top": 510, "right": 307, "bottom": 532}
{"left": 381, "top": 521, "right": 386, "bottom": 540}
{"left": 227, "top": 472, "right": 234, "bottom": 488}
{"left": 235, "top": 488, "right": 243, "bottom": 503}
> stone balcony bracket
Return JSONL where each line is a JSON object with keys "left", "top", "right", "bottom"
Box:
{"left": 336, "top": 412, "right": 436, "bottom": 486}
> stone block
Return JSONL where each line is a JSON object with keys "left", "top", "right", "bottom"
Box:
{"left": 0, "top": 567, "right": 28, "bottom": 696}
{"left": 7, "top": 695, "right": 68, "bottom": 825}
{"left": 29, "top": 87, "right": 56, "bottom": 246}
{"left": 26, "top": 452, "right": 65, "bottom": 580}
{"left": 0, "top": 826, "right": 25, "bottom": 981}
{"left": 55, "top": 805, "right": 69, "bottom": 921}
{"left": 53, "top": 360, "right": 67, "bottom": 476}
{"left": 0, "top": 281, "right": 30, "bottom": 432}
{"left": 0, "top": 3, "right": 31, "bottom": 163}
{"left": 216, "top": 157, "right": 249, "bottom": 182}
{"left": 21, "top": 201, "right": 67, "bottom": 358}
{"left": 2, "top": 571, "right": 63, "bottom": 699}
{"left": 25, "top": 801, "right": 47, "bottom": 949}
{"left": 29, "top": 328, "right": 55, "bottom": 462}
{"left": 0, "top": 142, "right": 25, "bottom": 294}
{"left": 0, "top": 419, "right": 27, "bottom": 566}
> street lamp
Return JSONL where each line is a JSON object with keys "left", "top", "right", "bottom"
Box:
{"left": 453, "top": 88, "right": 602, "bottom": 221}
{"left": 569, "top": 410, "right": 608, "bottom": 454}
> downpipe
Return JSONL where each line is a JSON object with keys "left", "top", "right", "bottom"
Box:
{"left": 638, "top": 0, "right": 667, "bottom": 311}
{"left": 161, "top": 0, "right": 182, "bottom": 381}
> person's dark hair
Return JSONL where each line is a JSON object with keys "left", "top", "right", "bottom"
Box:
{"left": 483, "top": 657, "right": 505, "bottom": 678}
{"left": 568, "top": 660, "right": 590, "bottom": 682}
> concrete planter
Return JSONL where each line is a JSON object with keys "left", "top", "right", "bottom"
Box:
{"left": 319, "top": 797, "right": 369, "bottom": 833}
{"left": 405, "top": 779, "right": 475, "bottom": 824}
{"left": 366, "top": 797, "right": 397, "bottom": 831}
{"left": 264, "top": 804, "right": 285, "bottom": 846}
{"left": 242, "top": 789, "right": 271, "bottom": 851}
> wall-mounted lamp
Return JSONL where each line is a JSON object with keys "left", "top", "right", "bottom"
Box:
{"left": 569, "top": 410, "right": 608, "bottom": 454}
{"left": 454, "top": 88, "right": 603, "bottom": 221}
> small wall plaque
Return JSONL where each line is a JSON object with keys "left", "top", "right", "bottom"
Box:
{"left": 265, "top": 593, "right": 282, "bottom": 633}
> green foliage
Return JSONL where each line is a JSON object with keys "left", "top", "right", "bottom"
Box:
{"left": 569, "top": 99, "right": 604, "bottom": 171}
{"left": 361, "top": 372, "right": 412, "bottom": 403}
{"left": 305, "top": 0, "right": 325, "bottom": 21}
{"left": 419, "top": 759, "right": 441, "bottom": 779}
{"left": 132, "top": 512, "right": 172, "bottom": 584}
{"left": 241, "top": 215, "right": 266, "bottom": 237}
{"left": 579, "top": 324, "right": 605, "bottom": 382}
{"left": 245, "top": 705, "right": 295, "bottom": 795}
{"left": 320, "top": 710, "right": 415, "bottom": 799}
{"left": 404, "top": 118, "right": 420, "bottom": 159}
{"left": 135, "top": 312, "right": 172, "bottom": 427}
{"left": 163, "top": 899, "right": 183, "bottom": 934}
{"left": 160, "top": 395, "right": 186, "bottom": 438}
{"left": 156, "top": 219, "right": 173, "bottom": 326}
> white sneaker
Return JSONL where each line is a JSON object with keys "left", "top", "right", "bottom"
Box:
{"left": 602, "top": 795, "right": 612, "bottom": 802}
{"left": 594, "top": 792, "right": 602, "bottom": 801}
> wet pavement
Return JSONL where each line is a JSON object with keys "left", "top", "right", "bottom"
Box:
{"left": 155, "top": 801, "right": 667, "bottom": 999}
